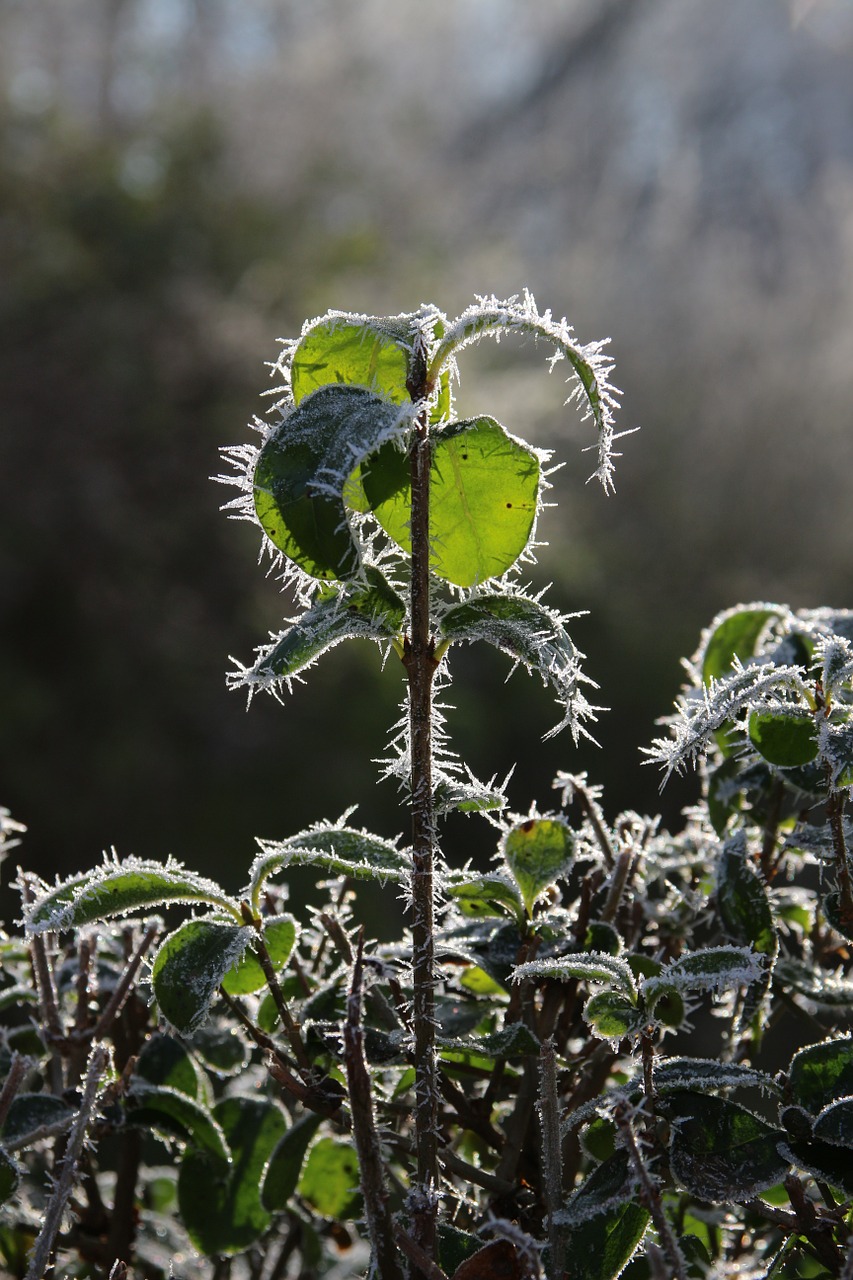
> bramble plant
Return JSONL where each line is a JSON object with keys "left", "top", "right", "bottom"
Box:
{"left": 3, "top": 294, "right": 853, "bottom": 1280}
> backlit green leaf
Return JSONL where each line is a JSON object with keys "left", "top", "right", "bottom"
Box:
{"left": 291, "top": 319, "right": 411, "bottom": 406}
{"left": 716, "top": 837, "right": 777, "bottom": 956}
{"left": 812, "top": 1097, "right": 853, "bottom": 1147}
{"left": 220, "top": 914, "right": 298, "bottom": 996}
{"left": 254, "top": 385, "right": 404, "bottom": 580}
{"left": 701, "top": 606, "right": 783, "bottom": 685}
{"left": 126, "top": 1081, "right": 229, "bottom": 1159}
{"left": 178, "top": 1096, "right": 286, "bottom": 1256}
{"left": 251, "top": 824, "right": 410, "bottom": 894}
{"left": 362, "top": 416, "right": 540, "bottom": 586}
{"left": 502, "top": 817, "right": 574, "bottom": 915}
{"left": 152, "top": 919, "right": 252, "bottom": 1034}
{"left": 513, "top": 953, "right": 637, "bottom": 1001}
{"left": 446, "top": 872, "right": 523, "bottom": 921}
{"left": 298, "top": 1136, "right": 361, "bottom": 1218}
{"left": 584, "top": 991, "right": 645, "bottom": 1040}
{"left": 135, "top": 1033, "right": 200, "bottom": 1098}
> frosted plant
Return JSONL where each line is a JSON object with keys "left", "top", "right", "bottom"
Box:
{"left": 9, "top": 300, "right": 853, "bottom": 1280}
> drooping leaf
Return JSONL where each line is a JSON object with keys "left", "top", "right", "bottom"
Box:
{"left": 23, "top": 857, "right": 236, "bottom": 935}
{"left": 262, "top": 1111, "right": 324, "bottom": 1210}
{"left": 512, "top": 953, "right": 637, "bottom": 1001}
{"left": 748, "top": 710, "right": 818, "bottom": 767}
{"left": 250, "top": 823, "right": 410, "bottom": 894}
{"left": 254, "top": 385, "right": 405, "bottom": 580}
{"left": 135, "top": 1033, "right": 200, "bottom": 1098}
{"left": 502, "top": 817, "right": 574, "bottom": 915}
{"left": 291, "top": 318, "right": 412, "bottom": 406}
{"left": 653, "top": 1058, "right": 780, "bottom": 1097}
{"left": 362, "top": 416, "right": 540, "bottom": 586}
{"left": 716, "top": 836, "right": 777, "bottom": 957}
{"left": 240, "top": 570, "right": 405, "bottom": 690}
{"left": 663, "top": 1091, "right": 788, "bottom": 1201}
{"left": 439, "top": 592, "right": 595, "bottom": 739}
{"left": 298, "top": 1136, "right": 361, "bottom": 1218}
{"left": 152, "top": 919, "right": 253, "bottom": 1034}
{"left": 220, "top": 914, "right": 299, "bottom": 996}
{"left": 788, "top": 1037, "right": 853, "bottom": 1115}
{"left": 125, "top": 1081, "right": 229, "bottom": 1159}
{"left": 178, "top": 1096, "right": 286, "bottom": 1256}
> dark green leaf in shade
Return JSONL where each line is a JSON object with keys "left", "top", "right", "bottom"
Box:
{"left": 748, "top": 711, "right": 818, "bottom": 768}
{"left": 812, "top": 1097, "right": 853, "bottom": 1147}
{"left": 0, "top": 1150, "right": 19, "bottom": 1206}
{"left": 663, "top": 1091, "right": 789, "bottom": 1201}
{"left": 502, "top": 817, "right": 574, "bottom": 915}
{"left": 784, "top": 1136, "right": 853, "bottom": 1197}
{"left": 177, "top": 1096, "right": 286, "bottom": 1256}
{"left": 152, "top": 919, "right": 253, "bottom": 1034}
{"left": 125, "top": 1081, "right": 229, "bottom": 1159}
{"left": 584, "top": 922, "right": 622, "bottom": 956}
{"left": 134, "top": 1033, "right": 200, "bottom": 1098}
{"left": 556, "top": 1154, "right": 649, "bottom": 1280}
{"left": 188, "top": 1024, "right": 250, "bottom": 1077}
{"left": 437, "top": 1224, "right": 485, "bottom": 1274}
{"left": 557, "top": 1151, "right": 637, "bottom": 1226}
{"left": 653, "top": 1058, "right": 779, "bottom": 1097}
{"left": 254, "top": 385, "right": 403, "bottom": 581}
{"left": 261, "top": 1111, "right": 323, "bottom": 1210}
{"left": 220, "top": 914, "right": 298, "bottom": 996}
{"left": 362, "top": 416, "right": 540, "bottom": 586}
{"left": 291, "top": 319, "right": 411, "bottom": 406}
{"left": 23, "top": 859, "right": 235, "bottom": 935}
{"left": 716, "top": 837, "right": 777, "bottom": 956}
{"left": 774, "top": 956, "right": 853, "bottom": 1008}
{"left": 701, "top": 606, "right": 783, "bottom": 685}
{"left": 298, "top": 1136, "right": 361, "bottom": 1218}
{"left": 580, "top": 1116, "right": 617, "bottom": 1164}
{"left": 440, "top": 1022, "right": 539, "bottom": 1060}
{"left": 1, "top": 1094, "right": 72, "bottom": 1146}
{"left": 251, "top": 570, "right": 405, "bottom": 685}
{"left": 788, "top": 1037, "right": 853, "bottom": 1115}
{"left": 584, "top": 991, "right": 645, "bottom": 1040}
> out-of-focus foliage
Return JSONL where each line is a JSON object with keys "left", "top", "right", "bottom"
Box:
{"left": 3, "top": 0, "right": 853, "bottom": 897}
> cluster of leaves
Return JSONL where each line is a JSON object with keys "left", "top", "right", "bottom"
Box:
{"left": 3, "top": 302, "right": 853, "bottom": 1280}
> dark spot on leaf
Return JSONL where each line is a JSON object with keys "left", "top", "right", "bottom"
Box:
{"left": 506, "top": 503, "right": 512, "bottom": 509}
{"left": 521, "top": 820, "right": 535, "bottom": 832}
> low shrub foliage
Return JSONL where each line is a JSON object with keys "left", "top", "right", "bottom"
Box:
{"left": 2, "top": 295, "right": 853, "bottom": 1279}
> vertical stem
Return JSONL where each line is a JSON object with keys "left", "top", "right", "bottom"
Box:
{"left": 403, "top": 355, "right": 440, "bottom": 1262}
{"left": 538, "top": 1039, "right": 565, "bottom": 1279}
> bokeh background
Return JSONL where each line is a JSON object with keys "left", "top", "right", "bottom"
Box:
{"left": 3, "top": 0, "right": 853, "bottom": 927}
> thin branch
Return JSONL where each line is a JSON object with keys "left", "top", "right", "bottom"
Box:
{"left": 538, "top": 1039, "right": 565, "bottom": 1279}
{"left": 91, "top": 923, "right": 159, "bottom": 1041}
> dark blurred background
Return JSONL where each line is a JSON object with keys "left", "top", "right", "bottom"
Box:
{"left": 3, "top": 0, "right": 853, "bottom": 926}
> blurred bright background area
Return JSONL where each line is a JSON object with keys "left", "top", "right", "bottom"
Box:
{"left": 3, "top": 0, "right": 853, "bottom": 924}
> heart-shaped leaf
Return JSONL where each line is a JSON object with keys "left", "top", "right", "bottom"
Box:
{"left": 220, "top": 914, "right": 298, "bottom": 996}
{"left": 502, "top": 817, "right": 574, "bottom": 915}
{"left": 152, "top": 919, "right": 253, "bottom": 1034}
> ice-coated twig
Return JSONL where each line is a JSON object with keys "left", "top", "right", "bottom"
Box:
{"left": 25, "top": 1042, "right": 111, "bottom": 1280}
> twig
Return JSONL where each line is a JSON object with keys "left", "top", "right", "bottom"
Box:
{"left": 0, "top": 1052, "right": 30, "bottom": 1129}
{"left": 91, "top": 923, "right": 159, "bottom": 1041}
{"left": 538, "top": 1039, "right": 565, "bottom": 1279}
{"left": 241, "top": 902, "right": 312, "bottom": 1073}
{"left": 344, "top": 931, "right": 404, "bottom": 1280}
{"left": 393, "top": 1226, "right": 449, "bottom": 1280}
{"left": 25, "top": 1042, "right": 111, "bottom": 1280}
{"left": 614, "top": 1100, "right": 688, "bottom": 1280}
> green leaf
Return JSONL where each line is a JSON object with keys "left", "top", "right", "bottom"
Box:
{"left": 716, "top": 837, "right": 777, "bottom": 956}
{"left": 126, "top": 1081, "right": 229, "bottom": 1159}
{"left": 441, "top": 1022, "right": 539, "bottom": 1060}
{"left": 748, "top": 711, "right": 818, "bottom": 767}
{"left": 178, "top": 1096, "right": 286, "bottom": 1256}
{"left": 459, "top": 965, "right": 508, "bottom": 996}
{"left": 291, "top": 318, "right": 411, "bottom": 406}
{"left": 812, "top": 1097, "right": 853, "bottom": 1147}
{"left": 823, "top": 890, "right": 853, "bottom": 942}
{"left": 653, "top": 1058, "right": 779, "bottom": 1097}
{"left": 362, "top": 416, "right": 540, "bottom": 586}
{"left": 446, "top": 872, "right": 523, "bottom": 921}
{"left": 556, "top": 1151, "right": 637, "bottom": 1226}
{"left": 561, "top": 1202, "right": 650, "bottom": 1280}
{"left": 135, "top": 1033, "right": 200, "bottom": 1098}
{"left": 643, "top": 946, "right": 763, "bottom": 1015}
{"left": 248, "top": 571, "right": 405, "bottom": 686}
{"left": 784, "top": 1135, "right": 853, "bottom": 1197}
{"left": 251, "top": 824, "right": 410, "bottom": 893}
{"left": 438, "top": 592, "right": 591, "bottom": 738}
{"left": 262, "top": 1111, "right": 323, "bottom": 1211}
{"left": 0, "top": 1150, "right": 19, "bottom": 1207}
{"left": 188, "top": 1024, "right": 249, "bottom": 1077}
{"left": 502, "top": 817, "right": 574, "bottom": 915}
{"left": 513, "top": 953, "right": 637, "bottom": 1001}
{"left": 254, "top": 385, "right": 404, "bottom": 581}
{"left": 788, "top": 1037, "right": 853, "bottom": 1115}
{"left": 437, "top": 1224, "right": 485, "bottom": 1275}
{"left": 701, "top": 606, "right": 783, "bottom": 685}
{"left": 298, "top": 1136, "right": 361, "bottom": 1218}
{"left": 152, "top": 919, "right": 253, "bottom": 1034}
{"left": 663, "top": 1091, "right": 788, "bottom": 1201}
{"left": 1, "top": 1094, "right": 72, "bottom": 1146}
{"left": 23, "top": 857, "right": 236, "bottom": 935}
{"left": 584, "top": 991, "right": 645, "bottom": 1040}
{"left": 220, "top": 914, "right": 298, "bottom": 996}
